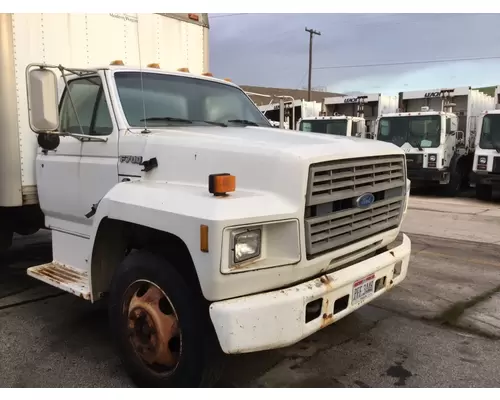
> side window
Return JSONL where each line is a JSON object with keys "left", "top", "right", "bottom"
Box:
{"left": 300, "top": 122, "right": 312, "bottom": 132}
{"left": 59, "top": 77, "right": 113, "bottom": 136}
{"left": 446, "top": 118, "right": 451, "bottom": 134}
{"left": 482, "top": 116, "right": 491, "bottom": 141}
{"left": 379, "top": 119, "right": 390, "bottom": 137}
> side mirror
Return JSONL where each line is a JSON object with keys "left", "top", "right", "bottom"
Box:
{"left": 26, "top": 67, "right": 60, "bottom": 133}
{"left": 455, "top": 130, "right": 465, "bottom": 145}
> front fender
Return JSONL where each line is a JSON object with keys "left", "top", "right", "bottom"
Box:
{"left": 88, "top": 180, "right": 300, "bottom": 300}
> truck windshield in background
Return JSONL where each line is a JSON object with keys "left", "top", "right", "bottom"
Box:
{"left": 479, "top": 114, "right": 500, "bottom": 150}
{"left": 298, "top": 119, "right": 348, "bottom": 136}
{"left": 377, "top": 115, "right": 441, "bottom": 148}
{"left": 114, "top": 72, "right": 271, "bottom": 128}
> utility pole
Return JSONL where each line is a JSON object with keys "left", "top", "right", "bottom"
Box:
{"left": 305, "top": 27, "right": 321, "bottom": 101}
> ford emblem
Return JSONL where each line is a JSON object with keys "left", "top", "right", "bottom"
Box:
{"left": 355, "top": 193, "right": 375, "bottom": 208}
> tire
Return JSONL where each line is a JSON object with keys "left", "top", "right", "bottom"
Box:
{"left": 0, "top": 229, "right": 13, "bottom": 252}
{"left": 443, "top": 163, "right": 462, "bottom": 197}
{"left": 108, "top": 249, "right": 224, "bottom": 388}
{"left": 475, "top": 183, "right": 493, "bottom": 201}
{"left": 15, "top": 227, "right": 40, "bottom": 236}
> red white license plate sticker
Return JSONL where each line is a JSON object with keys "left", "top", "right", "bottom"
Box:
{"left": 352, "top": 273, "right": 375, "bottom": 305}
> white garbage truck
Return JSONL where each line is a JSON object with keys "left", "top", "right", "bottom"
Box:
{"left": 471, "top": 85, "right": 500, "bottom": 200}
{"left": 1, "top": 12, "right": 412, "bottom": 388}
{"left": 374, "top": 87, "right": 494, "bottom": 196}
{"left": 297, "top": 93, "right": 397, "bottom": 139}
{"left": 258, "top": 99, "right": 321, "bottom": 130}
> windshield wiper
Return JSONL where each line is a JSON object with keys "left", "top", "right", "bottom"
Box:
{"left": 227, "top": 119, "right": 259, "bottom": 126}
{"left": 140, "top": 117, "right": 227, "bottom": 127}
{"left": 141, "top": 117, "right": 193, "bottom": 123}
{"left": 203, "top": 120, "right": 227, "bottom": 127}
{"left": 411, "top": 141, "right": 423, "bottom": 151}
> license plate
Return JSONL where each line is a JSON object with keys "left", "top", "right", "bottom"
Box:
{"left": 352, "top": 273, "right": 375, "bottom": 305}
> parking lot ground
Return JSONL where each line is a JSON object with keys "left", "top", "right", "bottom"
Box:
{"left": 1, "top": 193, "right": 500, "bottom": 387}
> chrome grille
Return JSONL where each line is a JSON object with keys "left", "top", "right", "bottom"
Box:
{"left": 305, "top": 155, "right": 406, "bottom": 258}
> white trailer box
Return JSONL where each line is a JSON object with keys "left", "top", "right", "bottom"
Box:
{"left": 0, "top": 13, "right": 209, "bottom": 245}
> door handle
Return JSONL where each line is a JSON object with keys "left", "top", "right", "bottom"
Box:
{"left": 121, "top": 178, "right": 131, "bottom": 182}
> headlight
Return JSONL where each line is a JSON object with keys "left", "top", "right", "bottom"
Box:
{"left": 232, "top": 228, "right": 261, "bottom": 263}
{"left": 478, "top": 156, "right": 487, "bottom": 165}
{"left": 428, "top": 154, "right": 437, "bottom": 162}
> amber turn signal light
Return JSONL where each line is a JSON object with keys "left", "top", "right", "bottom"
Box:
{"left": 200, "top": 224, "right": 209, "bottom": 253}
{"left": 208, "top": 173, "right": 236, "bottom": 196}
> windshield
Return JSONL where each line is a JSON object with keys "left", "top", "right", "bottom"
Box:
{"left": 479, "top": 114, "right": 500, "bottom": 150}
{"left": 377, "top": 115, "right": 441, "bottom": 148}
{"left": 114, "top": 72, "right": 271, "bottom": 128}
{"left": 299, "top": 119, "right": 348, "bottom": 136}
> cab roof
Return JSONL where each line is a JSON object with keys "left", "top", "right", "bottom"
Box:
{"left": 64, "top": 64, "right": 238, "bottom": 89}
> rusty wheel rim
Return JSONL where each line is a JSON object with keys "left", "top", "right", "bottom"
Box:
{"left": 123, "top": 280, "right": 182, "bottom": 374}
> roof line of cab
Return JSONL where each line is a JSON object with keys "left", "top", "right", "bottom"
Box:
{"left": 71, "top": 59, "right": 238, "bottom": 87}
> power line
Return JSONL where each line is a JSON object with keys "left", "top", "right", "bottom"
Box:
{"left": 313, "top": 55, "right": 500, "bottom": 70}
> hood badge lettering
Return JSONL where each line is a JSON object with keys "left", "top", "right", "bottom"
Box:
{"left": 120, "top": 155, "right": 143, "bottom": 165}
{"left": 119, "top": 155, "right": 158, "bottom": 172}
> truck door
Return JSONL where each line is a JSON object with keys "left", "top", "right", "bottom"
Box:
{"left": 36, "top": 113, "right": 82, "bottom": 234}
{"left": 58, "top": 73, "right": 119, "bottom": 231}
{"left": 443, "top": 117, "right": 455, "bottom": 166}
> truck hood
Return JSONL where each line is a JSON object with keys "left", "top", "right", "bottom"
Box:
{"left": 122, "top": 126, "right": 404, "bottom": 206}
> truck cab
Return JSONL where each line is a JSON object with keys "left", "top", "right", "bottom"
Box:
{"left": 375, "top": 108, "right": 463, "bottom": 194}
{"left": 471, "top": 109, "right": 500, "bottom": 200}
{"left": 321, "top": 93, "right": 398, "bottom": 140}
{"left": 296, "top": 115, "right": 368, "bottom": 138}
{"left": 374, "top": 87, "right": 494, "bottom": 196}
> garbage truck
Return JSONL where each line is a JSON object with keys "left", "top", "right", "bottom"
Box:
{"left": 297, "top": 93, "right": 397, "bottom": 138}
{"left": 0, "top": 12, "right": 412, "bottom": 388}
{"left": 470, "top": 85, "right": 500, "bottom": 200}
{"left": 374, "top": 86, "right": 494, "bottom": 196}
{"left": 258, "top": 99, "right": 321, "bottom": 130}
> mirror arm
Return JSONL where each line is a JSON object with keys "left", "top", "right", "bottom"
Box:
{"left": 59, "top": 66, "right": 85, "bottom": 136}
{"left": 41, "top": 130, "right": 108, "bottom": 143}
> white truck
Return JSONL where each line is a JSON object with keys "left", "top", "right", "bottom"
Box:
{"left": 297, "top": 93, "right": 398, "bottom": 138}
{"left": 1, "top": 12, "right": 412, "bottom": 388}
{"left": 471, "top": 85, "right": 500, "bottom": 200}
{"left": 374, "top": 87, "right": 494, "bottom": 196}
{"left": 258, "top": 99, "right": 321, "bottom": 130}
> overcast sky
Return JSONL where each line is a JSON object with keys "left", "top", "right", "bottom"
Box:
{"left": 209, "top": 13, "right": 500, "bottom": 95}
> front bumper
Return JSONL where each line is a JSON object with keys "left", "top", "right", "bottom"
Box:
{"left": 407, "top": 167, "right": 448, "bottom": 182}
{"left": 209, "top": 233, "right": 411, "bottom": 354}
{"left": 470, "top": 171, "right": 500, "bottom": 186}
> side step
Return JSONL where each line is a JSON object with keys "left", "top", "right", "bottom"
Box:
{"left": 27, "top": 262, "right": 91, "bottom": 300}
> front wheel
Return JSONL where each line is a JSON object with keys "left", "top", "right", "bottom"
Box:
{"left": 475, "top": 183, "right": 493, "bottom": 201}
{"left": 108, "top": 250, "right": 223, "bottom": 387}
{"left": 443, "top": 164, "right": 462, "bottom": 197}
